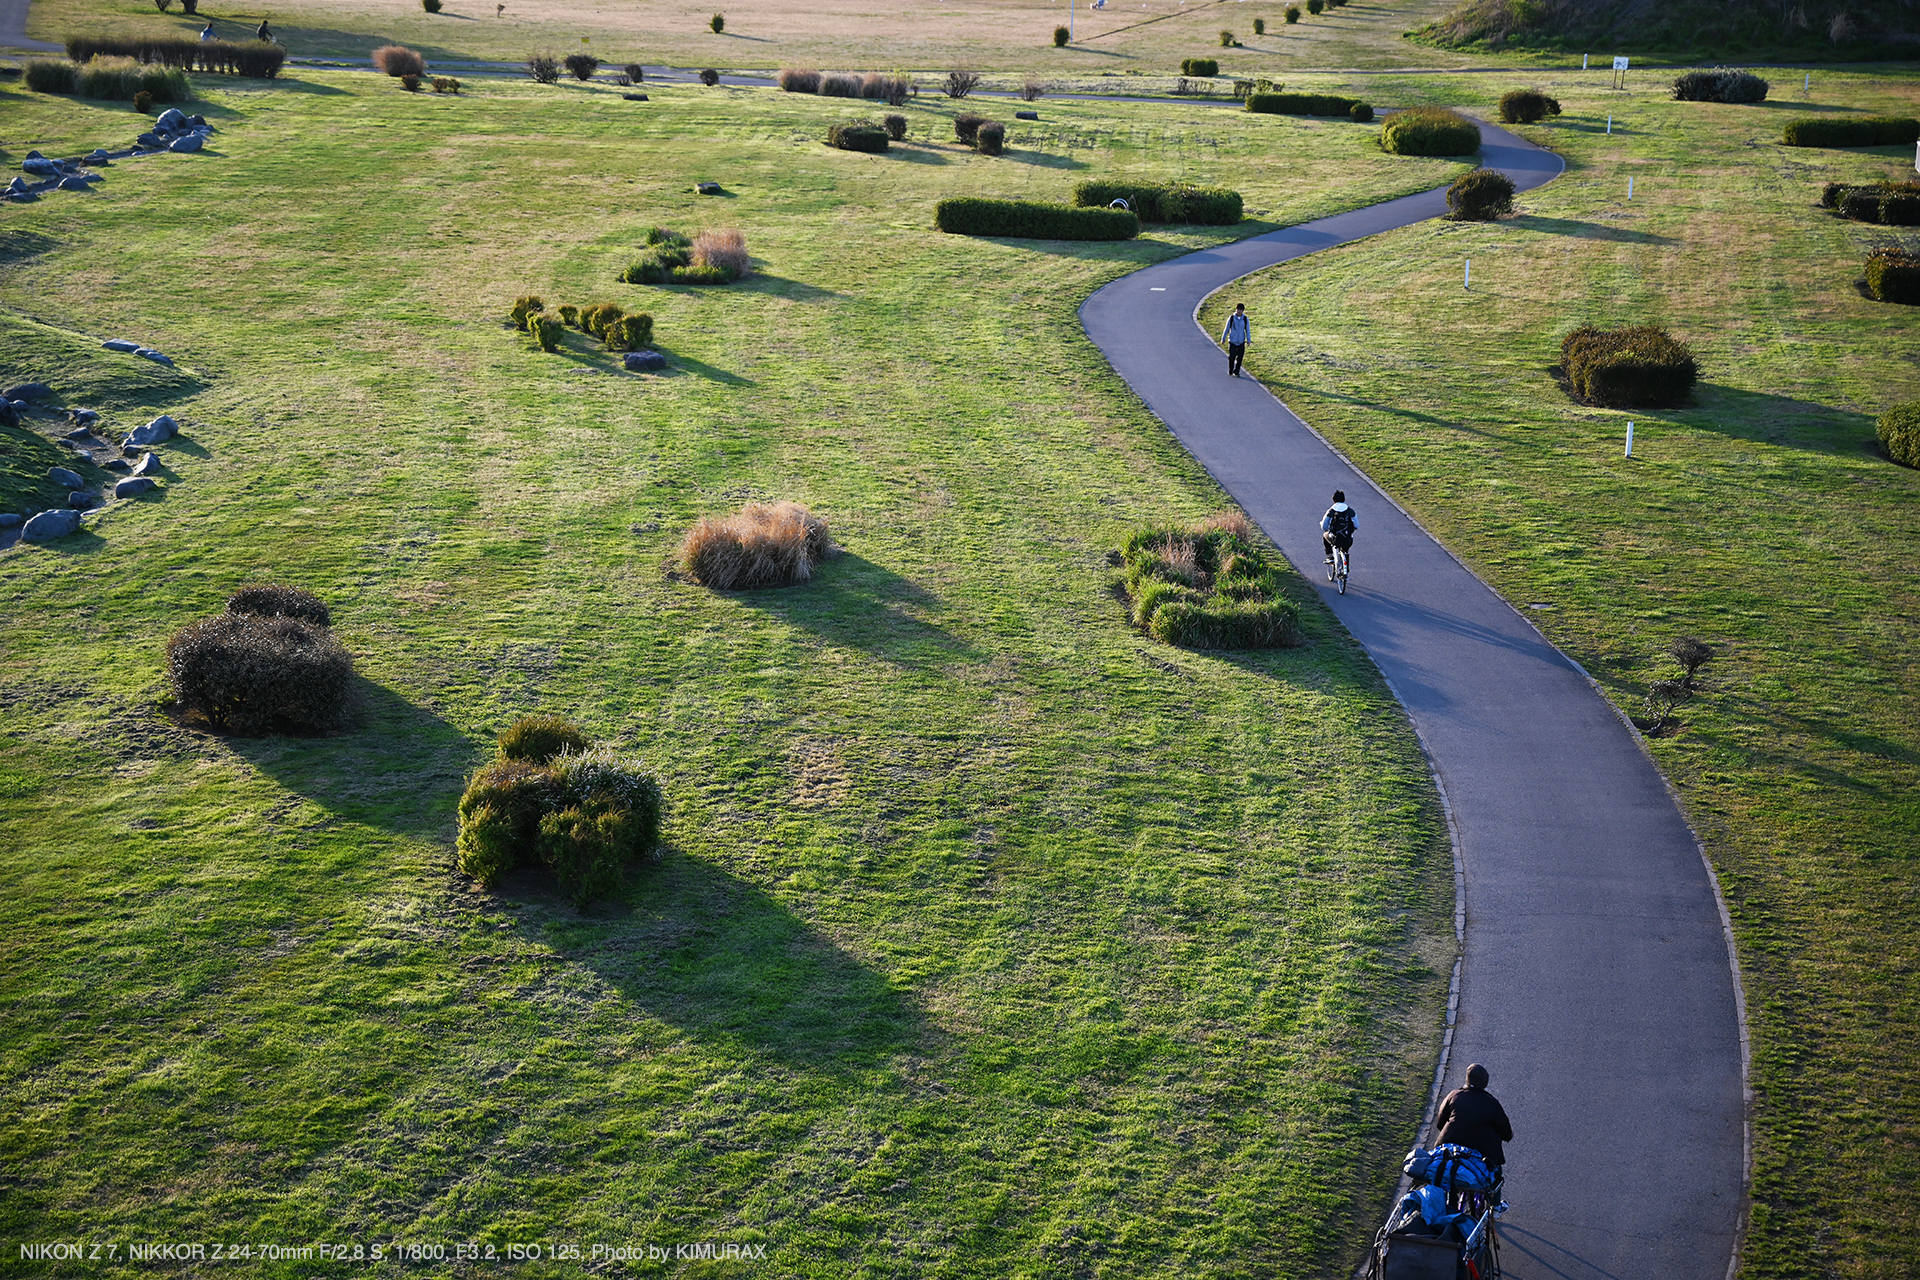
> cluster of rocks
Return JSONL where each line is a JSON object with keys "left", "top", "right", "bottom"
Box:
{"left": 5, "top": 109, "right": 216, "bottom": 203}
{"left": 623, "top": 350, "right": 669, "bottom": 372}
{"left": 101, "top": 337, "right": 176, "bottom": 367}
{"left": 2, "top": 382, "right": 178, "bottom": 546}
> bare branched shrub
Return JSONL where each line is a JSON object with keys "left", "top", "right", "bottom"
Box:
{"left": 166, "top": 613, "right": 356, "bottom": 733}
{"left": 1670, "top": 636, "right": 1714, "bottom": 687}
{"left": 564, "top": 52, "right": 599, "bottom": 80}
{"left": 679, "top": 502, "right": 838, "bottom": 590}
{"left": 1644, "top": 679, "right": 1689, "bottom": 732}
{"left": 1021, "top": 77, "right": 1046, "bottom": 102}
{"left": 526, "top": 52, "right": 560, "bottom": 83}
{"left": 943, "top": 68, "right": 981, "bottom": 99}
{"left": 372, "top": 45, "right": 427, "bottom": 77}
{"left": 227, "top": 584, "right": 331, "bottom": 628}
{"left": 691, "top": 228, "right": 751, "bottom": 280}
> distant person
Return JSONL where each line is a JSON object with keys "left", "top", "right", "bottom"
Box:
{"left": 256, "top": 18, "right": 272, "bottom": 42}
{"left": 1321, "top": 489, "right": 1356, "bottom": 567}
{"left": 1434, "top": 1063, "right": 1513, "bottom": 1172}
{"left": 200, "top": 20, "right": 215, "bottom": 41}
{"left": 1220, "top": 301, "right": 1250, "bottom": 377}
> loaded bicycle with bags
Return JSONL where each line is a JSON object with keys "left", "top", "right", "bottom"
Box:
{"left": 1364, "top": 1143, "right": 1505, "bottom": 1280}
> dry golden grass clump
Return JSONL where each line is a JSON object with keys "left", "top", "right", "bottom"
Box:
{"left": 679, "top": 502, "right": 838, "bottom": 590}
{"left": 691, "top": 229, "right": 752, "bottom": 281}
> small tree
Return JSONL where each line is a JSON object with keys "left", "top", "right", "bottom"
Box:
{"left": 1054, "top": 26, "right": 1070, "bottom": 47}
{"left": 699, "top": 67, "right": 720, "bottom": 85}
{"left": 944, "top": 68, "right": 981, "bottom": 98}
{"left": 1644, "top": 680, "right": 1689, "bottom": 733}
{"left": 709, "top": 11, "right": 725, "bottom": 32}
{"left": 1021, "top": 77, "right": 1046, "bottom": 101}
{"left": 1308, "top": 0, "right": 1326, "bottom": 12}
{"left": 1285, "top": 6, "right": 1301, "bottom": 22}
{"left": 1253, "top": 17, "right": 1266, "bottom": 34}
{"left": 1220, "top": 29, "right": 1234, "bottom": 47}
{"left": 1670, "top": 636, "right": 1714, "bottom": 688}
{"left": 564, "top": 52, "right": 599, "bottom": 80}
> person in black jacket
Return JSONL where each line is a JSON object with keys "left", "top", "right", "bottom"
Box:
{"left": 1435, "top": 1063, "right": 1513, "bottom": 1169}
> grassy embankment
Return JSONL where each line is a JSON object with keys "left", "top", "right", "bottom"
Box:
{"left": 1205, "top": 65, "right": 1920, "bottom": 1280}
{"left": 0, "top": 70, "right": 1478, "bottom": 1277}
{"left": 1414, "top": 0, "right": 1920, "bottom": 63}
{"left": 22, "top": 0, "right": 1483, "bottom": 76}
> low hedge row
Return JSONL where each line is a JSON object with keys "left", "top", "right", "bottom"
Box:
{"left": 935, "top": 198, "right": 1138, "bottom": 239}
{"left": 1782, "top": 116, "right": 1920, "bottom": 148}
{"left": 1822, "top": 180, "right": 1920, "bottom": 226}
{"left": 1866, "top": 248, "right": 1920, "bottom": 304}
{"left": 826, "top": 119, "right": 888, "bottom": 152}
{"left": 1180, "top": 57, "right": 1219, "bottom": 77}
{"left": 1245, "top": 92, "right": 1365, "bottom": 117}
{"left": 1381, "top": 106, "right": 1481, "bottom": 156}
{"left": 1071, "top": 180, "right": 1242, "bottom": 225}
{"left": 1879, "top": 402, "right": 1920, "bottom": 466}
{"left": 1671, "top": 67, "right": 1769, "bottom": 103}
{"left": 1561, "top": 325, "right": 1698, "bottom": 408}
{"left": 65, "top": 34, "right": 284, "bottom": 78}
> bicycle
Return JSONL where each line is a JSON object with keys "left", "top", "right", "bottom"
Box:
{"left": 1327, "top": 543, "right": 1349, "bottom": 594}
{"left": 1448, "top": 1171, "right": 1505, "bottom": 1279}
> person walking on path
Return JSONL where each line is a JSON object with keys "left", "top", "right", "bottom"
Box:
{"left": 1220, "top": 302, "right": 1250, "bottom": 377}
{"left": 1435, "top": 1063, "right": 1514, "bottom": 1171}
{"left": 1321, "top": 489, "right": 1357, "bottom": 568}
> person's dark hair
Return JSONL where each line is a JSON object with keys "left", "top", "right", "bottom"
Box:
{"left": 1466, "top": 1063, "right": 1489, "bottom": 1089}
{"left": 1234, "top": 302, "right": 1245, "bottom": 310}
{"left": 1332, "top": 489, "right": 1346, "bottom": 504}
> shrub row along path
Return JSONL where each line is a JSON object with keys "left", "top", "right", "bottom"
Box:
{"left": 1082, "top": 121, "right": 1746, "bottom": 1280}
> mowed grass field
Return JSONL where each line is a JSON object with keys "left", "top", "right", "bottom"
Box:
{"left": 1204, "top": 67, "right": 1920, "bottom": 1280}
{"left": 0, "top": 73, "right": 1478, "bottom": 1276}
{"left": 24, "top": 0, "right": 1485, "bottom": 75}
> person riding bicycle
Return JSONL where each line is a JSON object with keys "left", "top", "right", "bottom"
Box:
{"left": 1434, "top": 1062, "right": 1513, "bottom": 1173}
{"left": 1321, "top": 490, "right": 1357, "bottom": 567}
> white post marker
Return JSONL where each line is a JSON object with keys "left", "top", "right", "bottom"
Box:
{"left": 1465, "top": 259, "right": 1471, "bottom": 290}
{"left": 1625, "top": 422, "right": 1635, "bottom": 458}
{"left": 1805, "top": 71, "right": 1811, "bottom": 92}
{"left": 1628, "top": 175, "right": 1634, "bottom": 200}
{"left": 1583, "top": 54, "right": 1589, "bottom": 70}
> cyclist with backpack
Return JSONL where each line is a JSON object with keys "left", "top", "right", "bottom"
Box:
{"left": 1321, "top": 490, "right": 1357, "bottom": 568}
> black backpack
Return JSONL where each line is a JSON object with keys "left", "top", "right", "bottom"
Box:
{"left": 1328, "top": 507, "right": 1356, "bottom": 538}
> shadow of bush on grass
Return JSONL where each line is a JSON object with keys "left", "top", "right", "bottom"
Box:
{"left": 739, "top": 552, "right": 981, "bottom": 667}
{"left": 534, "top": 848, "right": 927, "bottom": 1067}
{"left": 1679, "top": 385, "right": 1879, "bottom": 453}
{"left": 226, "top": 673, "right": 480, "bottom": 838}
{"left": 1507, "top": 214, "right": 1677, "bottom": 244}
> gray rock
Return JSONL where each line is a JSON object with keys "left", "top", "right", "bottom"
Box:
{"left": 23, "top": 509, "right": 82, "bottom": 541}
{"left": 68, "top": 408, "right": 100, "bottom": 424}
{"left": 80, "top": 172, "right": 104, "bottom": 184}
{"left": 47, "top": 466, "right": 85, "bottom": 489}
{"left": 188, "top": 115, "right": 210, "bottom": 129}
{"left": 131, "top": 452, "right": 158, "bottom": 476}
{"left": 3, "top": 382, "right": 52, "bottom": 401}
{"left": 136, "top": 349, "right": 176, "bottom": 366}
{"left": 0, "top": 513, "right": 21, "bottom": 527}
{"left": 67, "top": 491, "right": 96, "bottom": 509}
{"left": 22, "top": 157, "right": 61, "bottom": 176}
{"left": 1016, "top": 110, "right": 1039, "bottom": 120}
{"left": 125, "top": 416, "right": 177, "bottom": 447}
{"left": 155, "top": 108, "right": 187, "bottom": 132}
{"left": 104, "top": 458, "right": 130, "bottom": 473}
{"left": 114, "top": 477, "right": 157, "bottom": 499}
{"left": 57, "top": 176, "right": 91, "bottom": 192}
{"left": 168, "top": 135, "right": 205, "bottom": 154}
{"left": 624, "top": 350, "right": 668, "bottom": 371}
{"left": 102, "top": 339, "right": 141, "bottom": 353}
{"left": 5, "top": 177, "right": 28, "bottom": 194}
{"left": 136, "top": 134, "right": 163, "bottom": 151}
{"left": 63, "top": 427, "right": 93, "bottom": 440}
{"left": 24, "top": 150, "right": 42, "bottom": 159}
{"left": 696, "top": 181, "right": 721, "bottom": 194}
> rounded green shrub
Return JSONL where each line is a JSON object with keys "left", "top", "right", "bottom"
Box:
{"left": 1253, "top": 17, "right": 1265, "bottom": 34}
{"left": 1285, "top": 6, "right": 1301, "bottom": 21}
{"left": 455, "top": 802, "right": 518, "bottom": 885}
{"left": 558, "top": 303, "right": 580, "bottom": 327}
{"left": 827, "top": 119, "right": 889, "bottom": 152}
{"left": 1054, "top": 25, "right": 1069, "bottom": 46}
{"left": 883, "top": 113, "right": 908, "bottom": 140}
{"left": 1671, "top": 67, "right": 1768, "bottom": 103}
{"left": 423, "top": 0, "right": 443, "bottom": 11}
{"left": 1180, "top": 57, "right": 1219, "bottom": 77}
{"left": 1351, "top": 102, "right": 1374, "bottom": 122}
{"left": 954, "top": 113, "right": 989, "bottom": 143}
{"left": 166, "top": 612, "right": 356, "bottom": 734}
{"left": 1498, "top": 88, "right": 1561, "bottom": 124}
{"left": 1381, "top": 105, "right": 1481, "bottom": 156}
{"left": 499, "top": 713, "right": 591, "bottom": 763}
{"left": 227, "top": 584, "right": 331, "bottom": 628}
{"left": 530, "top": 311, "right": 565, "bottom": 351}
{"left": 608, "top": 312, "right": 654, "bottom": 350}
{"left": 1220, "top": 29, "right": 1234, "bottom": 47}
{"left": 508, "top": 295, "right": 544, "bottom": 331}
{"left": 1308, "top": 0, "right": 1325, "bottom": 12}
{"left": 1877, "top": 402, "right": 1920, "bottom": 467}
{"left": 1446, "top": 167, "right": 1515, "bottom": 220}
{"left": 975, "top": 121, "right": 1006, "bottom": 155}
{"left": 1560, "top": 325, "right": 1698, "bottom": 407}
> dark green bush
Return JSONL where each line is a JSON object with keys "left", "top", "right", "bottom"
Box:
{"left": 227, "top": 584, "right": 331, "bottom": 628}
{"left": 1381, "top": 105, "right": 1481, "bottom": 156}
{"left": 133, "top": 89, "right": 153, "bottom": 113}
{"left": 558, "top": 303, "right": 580, "bottom": 327}
{"left": 530, "top": 311, "right": 565, "bottom": 351}
{"left": 166, "top": 613, "right": 356, "bottom": 733}
{"left": 1181, "top": 57, "right": 1219, "bottom": 76}
{"left": 1219, "top": 30, "right": 1234, "bottom": 48}
{"left": 1866, "top": 248, "right": 1920, "bottom": 304}
{"left": 827, "top": 119, "right": 889, "bottom": 152}
{"left": 709, "top": 11, "right": 724, "bottom": 33}
{"left": 1253, "top": 17, "right": 1265, "bottom": 33}
{"left": 883, "top": 113, "right": 907, "bottom": 140}
{"left": 623, "top": 63, "right": 644, "bottom": 83}
{"left": 1308, "top": 0, "right": 1325, "bottom": 11}
{"left": 457, "top": 739, "right": 665, "bottom": 905}
{"left": 1285, "top": 5, "right": 1300, "bottom": 21}
{"left": 1827, "top": 181, "right": 1920, "bottom": 225}
{"left": 1121, "top": 516, "right": 1302, "bottom": 650}
{"left": 1498, "top": 88, "right": 1561, "bottom": 123}
{"left": 1782, "top": 116, "right": 1920, "bottom": 148}
{"left": 508, "top": 295, "right": 544, "bottom": 331}
{"left": 1054, "top": 25, "right": 1069, "bottom": 46}
{"left": 423, "top": 0, "right": 442, "bottom": 11}
{"left": 1878, "top": 402, "right": 1920, "bottom": 466}
{"left": 607, "top": 312, "right": 654, "bottom": 350}
{"left": 1671, "top": 67, "right": 1769, "bottom": 103}
{"left": 1350, "top": 101, "right": 1374, "bottom": 123}
{"left": 1245, "top": 91, "right": 1363, "bottom": 117}
{"left": 1446, "top": 167, "right": 1514, "bottom": 220}
{"left": 564, "top": 52, "right": 599, "bottom": 81}
{"left": 499, "top": 713, "right": 591, "bottom": 763}
{"left": 24, "top": 60, "right": 77, "bottom": 93}
{"left": 954, "top": 113, "right": 989, "bottom": 143}
{"left": 526, "top": 52, "right": 560, "bottom": 83}
{"left": 581, "top": 301, "right": 625, "bottom": 338}
{"left": 935, "top": 198, "right": 1138, "bottom": 240}
{"left": 975, "top": 121, "right": 1005, "bottom": 155}
{"left": 699, "top": 68, "right": 720, "bottom": 86}
{"left": 648, "top": 226, "right": 692, "bottom": 247}
{"left": 1561, "top": 325, "right": 1698, "bottom": 407}
{"left": 1072, "top": 180, "right": 1243, "bottom": 225}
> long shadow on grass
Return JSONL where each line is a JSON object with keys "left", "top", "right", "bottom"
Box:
{"left": 1679, "top": 386, "right": 1878, "bottom": 453}
{"left": 1267, "top": 379, "right": 1504, "bottom": 439}
{"left": 654, "top": 346, "right": 754, "bottom": 386}
{"left": 227, "top": 675, "right": 479, "bottom": 838}
{"left": 534, "top": 847, "right": 926, "bottom": 1067}
{"left": 740, "top": 275, "right": 845, "bottom": 302}
{"left": 1508, "top": 214, "right": 1677, "bottom": 245}
{"left": 746, "top": 553, "right": 980, "bottom": 667}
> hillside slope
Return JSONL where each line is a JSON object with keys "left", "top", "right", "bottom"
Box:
{"left": 1416, "top": 0, "right": 1920, "bottom": 58}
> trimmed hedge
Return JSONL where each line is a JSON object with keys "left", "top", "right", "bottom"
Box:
{"left": 65, "top": 34, "right": 284, "bottom": 77}
{"left": 1866, "top": 248, "right": 1920, "bottom": 304}
{"left": 1382, "top": 106, "right": 1481, "bottom": 156}
{"left": 1826, "top": 181, "right": 1920, "bottom": 226}
{"left": 1671, "top": 67, "right": 1769, "bottom": 103}
{"left": 1782, "top": 116, "right": 1920, "bottom": 148}
{"left": 827, "top": 119, "right": 889, "bottom": 152}
{"left": 935, "top": 198, "right": 1138, "bottom": 240}
{"left": 1121, "top": 518, "right": 1302, "bottom": 651}
{"left": 23, "top": 59, "right": 77, "bottom": 94}
{"left": 1072, "top": 180, "right": 1242, "bottom": 225}
{"left": 1561, "top": 325, "right": 1698, "bottom": 408}
{"left": 1497, "top": 88, "right": 1561, "bottom": 124}
{"left": 166, "top": 611, "right": 355, "bottom": 734}
{"left": 1878, "top": 402, "right": 1920, "bottom": 466}
{"left": 1180, "top": 57, "right": 1219, "bottom": 77}
{"left": 1446, "top": 167, "right": 1514, "bottom": 220}
{"left": 1246, "top": 91, "right": 1363, "bottom": 117}
{"left": 975, "top": 121, "right": 1005, "bottom": 155}
{"left": 954, "top": 113, "right": 989, "bottom": 143}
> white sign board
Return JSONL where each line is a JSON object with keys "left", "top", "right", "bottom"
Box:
{"left": 1613, "top": 56, "right": 1630, "bottom": 70}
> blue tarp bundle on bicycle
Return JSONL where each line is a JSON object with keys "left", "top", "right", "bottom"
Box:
{"left": 1402, "top": 1144, "right": 1495, "bottom": 1192}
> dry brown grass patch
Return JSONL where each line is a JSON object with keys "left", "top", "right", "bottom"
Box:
{"left": 691, "top": 229, "right": 752, "bottom": 280}
{"left": 679, "top": 501, "right": 838, "bottom": 590}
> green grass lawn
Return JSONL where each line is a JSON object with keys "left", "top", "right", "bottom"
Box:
{"left": 0, "top": 72, "right": 1477, "bottom": 1276}
{"left": 1205, "top": 66, "right": 1920, "bottom": 1280}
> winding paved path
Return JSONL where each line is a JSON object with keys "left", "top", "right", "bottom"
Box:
{"left": 1082, "top": 122, "right": 1747, "bottom": 1279}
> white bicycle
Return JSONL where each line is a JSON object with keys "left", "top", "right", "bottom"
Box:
{"left": 1328, "top": 543, "right": 1349, "bottom": 594}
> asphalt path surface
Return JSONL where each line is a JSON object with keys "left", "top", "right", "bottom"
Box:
{"left": 1082, "top": 123, "right": 1747, "bottom": 1279}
